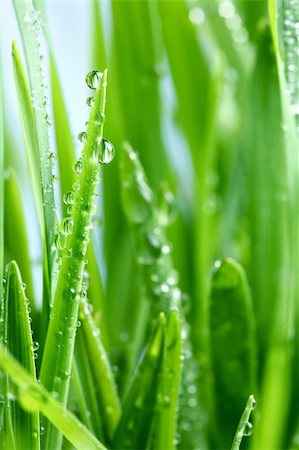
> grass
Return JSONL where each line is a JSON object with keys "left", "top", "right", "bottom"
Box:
{"left": 0, "top": 0, "right": 298, "bottom": 449}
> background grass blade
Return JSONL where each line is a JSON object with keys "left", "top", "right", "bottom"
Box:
{"left": 39, "top": 70, "right": 111, "bottom": 449}
{"left": 0, "top": 344, "right": 107, "bottom": 450}
{"left": 1, "top": 261, "right": 39, "bottom": 450}
{"left": 209, "top": 258, "right": 256, "bottom": 449}
{"left": 4, "top": 170, "right": 35, "bottom": 318}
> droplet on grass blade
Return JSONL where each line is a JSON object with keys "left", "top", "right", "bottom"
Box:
{"left": 60, "top": 217, "right": 74, "bottom": 235}
{"left": 85, "top": 70, "right": 103, "bottom": 89}
{"left": 243, "top": 421, "right": 253, "bottom": 436}
{"left": 95, "top": 138, "right": 115, "bottom": 164}
{"left": 74, "top": 159, "right": 83, "bottom": 174}
{"left": 63, "top": 191, "right": 74, "bottom": 205}
{"left": 86, "top": 96, "right": 95, "bottom": 107}
{"left": 78, "top": 131, "right": 87, "bottom": 143}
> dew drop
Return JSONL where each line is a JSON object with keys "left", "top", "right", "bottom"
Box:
{"left": 60, "top": 217, "right": 74, "bottom": 235}
{"left": 243, "top": 421, "right": 253, "bottom": 436}
{"left": 63, "top": 191, "right": 74, "bottom": 205}
{"left": 74, "top": 159, "right": 83, "bottom": 174}
{"left": 85, "top": 70, "right": 103, "bottom": 89}
{"left": 73, "top": 182, "right": 80, "bottom": 191}
{"left": 78, "top": 131, "right": 87, "bottom": 143}
{"left": 95, "top": 138, "right": 115, "bottom": 165}
{"left": 33, "top": 341, "right": 40, "bottom": 351}
{"left": 86, "top": 96, "right": 95, "bottom": 107}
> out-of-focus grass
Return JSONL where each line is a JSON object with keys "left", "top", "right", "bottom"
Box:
{"left": 0, "top": 0, "right": 298, "bottom": 449}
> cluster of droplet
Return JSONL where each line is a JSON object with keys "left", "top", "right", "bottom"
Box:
{"left": 218, "top": 0, "right": 249, "bottom": 50}
{"left": 282, "top": 0, "right": 299, "bottom": 127}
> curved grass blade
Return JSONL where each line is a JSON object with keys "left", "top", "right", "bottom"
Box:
{"left": 0, "top": 344, "right": 107, "bottom": 450}
{"left": 112, "top": 313, "right": 165, "bottom": 450}
{"left": 1, "top": 261, "right": 39, "bottom": 450}
{"left": 120, "top": 142, "right": 208, "bottom": 448}
{"left": 39, "top": 70, "right": 110, "bottom": 449}
{"left": 209, "top": 258, "right": 256, "bottom": 448}
{"left": 4, "top": 170, "right": 35, "bottom": 316}
{"left": 231, "top": 395, "right": 256, "bottom": 450}
{"left": 12, "top": 0, "right": 57, "bottom": 287}
{"left": 78, "top": 298, "right": 121, "bottom": 443}
{"left": 150, "top": 310, "right": 182, "bottom": 450}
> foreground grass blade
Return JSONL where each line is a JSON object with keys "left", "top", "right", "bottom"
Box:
{"left": 0, "top": 344, "right": 107, "bottom": 450}
{"left": 150, "top": 310, "right": 182, "bottom": 450}
{"left": 40, "top": 70, "right": 110, "bottom": 449}
{"left": 1, "top": 261, "right": 39, "bottom": 450}
{"left": 4, "top": 170, "right": 35, "bottom": 316}
{"left": 79, "top": 298, "right": 121, "bottom": 443}
{"left": 209, "top": 259, "right": 256, "bottom": 448}
{"left": 231, "top": 395, "right": 256, "bottom": 450}
{"left": 112, "top": 313, "right": 165, "bottom": 450}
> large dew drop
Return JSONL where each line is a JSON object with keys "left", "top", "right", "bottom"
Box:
{"left": 95, "top": 138, "right": 115, "bottom": 165}
{"left": 85, "top": 70, "right": 103, "bottom": 89}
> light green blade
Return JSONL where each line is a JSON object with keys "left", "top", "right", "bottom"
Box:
{"left": 112, "top": 313, "right": 165, "bottom": 450}
{"left": 4, "top": 170, "right": 35, "bottom": 316}
{"left": 150, "top": 310, "right": 182, "bottom": 450}
{"left": 209, "top": 258, "right": 256, "bottom": 448}
{"left": 231, "top": 395, "right": 256, "bottom": 450}
{"left": 1, "top": 261, "right": 39, "bottom": 450}
{"left": 0, "top": 344, "right": 107, "bottom": 450}
{"left": 39, "top": 70, "right": 111, "bottom": 450}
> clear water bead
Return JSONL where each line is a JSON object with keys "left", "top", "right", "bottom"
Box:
{"left": 96, "top": 138, "right": 115, "bottom": 165}
{"left": 85, "top": 70, "right": 103, "bottom": 89}
{"left": 86, "top": 96, "right": 95, "bottom": 107}
{"left": 63, "top": 191, "right": 74, "bottom": 205}
{"left": 74, "top": 159, "right": 83, "bottom": 174}
{"left": 78, "top": 131, "right": 87, "bottom": 143}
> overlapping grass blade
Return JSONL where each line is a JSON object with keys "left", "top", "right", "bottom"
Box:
{"left": 13, "top": 0, "right": 57, "bottom": 297}
{"left": 209, "top": 258, "right": 256, "bottom": 448}
{"left": 112, "top": 313, "right": 165, "bottom": 450}
{"left": 4, "top": 170, "right": 35, "bottom": 316}
{"left": 231, "top": 395, "right": 256, "bottom": 450}
{"left": 39, "top": 70, "right": 110, "bottom": 449}
{"left": 0, "top": 261, "right": 39, "bottom": 450}
{"left": 150, "top": 310, "right": 182, "bottom": 450}
{"left": 78, "top": 298, "right": 121, "bottom": 443}
{"left": 0, "top": 344, "right": 107, "bottom": 450}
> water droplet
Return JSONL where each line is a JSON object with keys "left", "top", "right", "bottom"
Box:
{"left": 40, "top": 426, "right": 45, "bottom": 436}
{"left": 33, "top": 341, "right": 40, "bottom": 351}
{"left": 95, "top": 111, "right": 105, "bottom": 125}
{"left": 86, "top": 96, "right": 95, "bottom": 107}
{"left": 63, "top": 191, "right": 74, "bottom": 205}
{"left": 73, "top": 182, "right": 80, "bottom": 191}
{"left": 95, "top": 138, "right": 115, "bottom": 164}
{"left": 54, "top": 233, "right": 66, "bottom": 250}
{"left": 49, "top": 152, "right": 56, "bottom": 163}
{"left": 60, "top": 217, "right": 74, "bottom": 235}
{"left": 85, "top": 70, "right": 103, "bottom": 89}
{"left": 243, "top": 421, "right": 253, "bottom": 436}
{"left": 74, "top": 159, "right": 83, "bottom": 174}
{"left": 78, "top": 131, "right": 87, "bottom": 143}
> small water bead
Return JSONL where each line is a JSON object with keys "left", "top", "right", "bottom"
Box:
{"left": 95, "top": 111, "right": 105, "bottom": 125}
{"left": 86, "top": 96, "right": 95, "bottom": 107}
{"left": 60, "top": 217, "right": 74, "bottom": 235}
{"left": 96, "top": 138, "right": 115, "bottom": 164}
{"left": 63, "top": 191, "right": 74, "bottom": 205}
{"left": 78, "top": 131, "right": 87, "bottom": 143}
{"left": 40, "top": 426, "right": 45, "bottom": 436}
{"left": 243, "top": 421, "right": 253, "bottom": 436}
{"left": 54, "top": 232, "right": 66, "bottom": 250}
{"left": 67, "top": 206, "right": 72, "bottom": 215}
{"left": 85, "top": 70, "right": 103, "bottom": 89}
{"left": 33, "top": 341, "right": 40, "bottom": 351}
{"left": 74, "top": 159, "right": 83, "bottom": 174}
{"left": 73, "top": 182, "right": 80, "bottom": 191}
{"left": 49, "top": 152, "right": 56, "bottom": 163}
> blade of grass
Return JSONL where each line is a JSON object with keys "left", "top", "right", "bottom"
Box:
{"left": 150, "top": 310, "right": 182, "bottom": 450}
{"left": 12, "top": 0, "right": 57, "bottom": 292}
{"left": 112, "top": 313, "right": 165, "bottom": 450}
{"left": 39, "top": 69, "right": 111, "bottom": 450}
{"left": 209, "top": 258, "right": 256, "bottom": 448}
{"left": 4, "top": 170, "right": 35, "bottom": 317}
{"left": 1, "top": 261, "right": 39, "bottom": 450}
{"left": 78, "top": 297, "right": 121, "bottom": 443}
{"left": 231, "top": 395, "right": 256, "bottom": 450}
{"left": 0, "top": 344, "right": 107, "bottom": 450}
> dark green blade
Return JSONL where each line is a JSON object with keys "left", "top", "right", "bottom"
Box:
{"left": 209, "top": 258, "right": 256, "bottom": 448}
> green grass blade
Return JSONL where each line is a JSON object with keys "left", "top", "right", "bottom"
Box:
{"left": 0, "top": 344, "right": 107, "bottom": 450}
{"left": 39, "top": 69, "right": 110, "bottom": 449}
{"left": 12, "top": 0, "right": 57, "bottom": 281}
{"left": 4, "top": 170, "right": 35, "bottom": 316}
{"left": 1, "top": 261, "right": 39, "bottom": 450}
{"left": 79, "top": 298, "right": 121, "bottom": 443}
{"left": 231, "top": 395, "right": 256, "bottom": 450}
{"left": 11, "top": 41, "right": 43, "bottom": 237}
{"left": 151, "top": 310, "right": 182, "bottom": 450}
{"left": 209, "top": 259, "right": 256, "bottom": 448}
{"left": 112, "top": 313, "right": 165, "bottom": 450}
